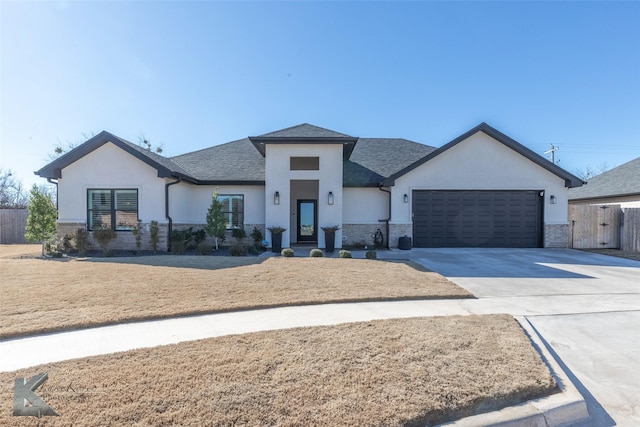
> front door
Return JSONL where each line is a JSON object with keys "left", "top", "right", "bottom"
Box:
{"left": 297, "top": 200, "right": 317, "bottom": 242}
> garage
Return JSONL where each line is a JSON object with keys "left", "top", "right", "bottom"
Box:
{"left": 412, "top": 190, "right": 543, "bottom": 248}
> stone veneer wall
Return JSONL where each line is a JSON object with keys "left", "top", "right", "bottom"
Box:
{"left": 341, "top": 224, "right": 384, "bottom": 247}
{"left": 57, "top": 221, "right": 169, "bottom": 252}
{"left": 544, "top": 223, "right": 569, "bottom": 248}
{"left": 388, "top": 224, "right": 413, "bottom": 249}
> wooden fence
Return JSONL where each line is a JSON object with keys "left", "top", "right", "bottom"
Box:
{"left": 0, "top": 209, "right": 29, "bottom": 244}
{"left": 569, "top": 205, "right": 640, "bottom": 251}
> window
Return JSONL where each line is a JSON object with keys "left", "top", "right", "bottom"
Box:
{"left": 219, "top": 194, "right": 244, "bottom": 229}
{"left": 88, "top": 189, "right": 138, "bottom": 231}
{"left": 290, "top": 157, "right": 319, "bottom": 170}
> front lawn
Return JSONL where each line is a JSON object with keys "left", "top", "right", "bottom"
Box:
{"left": 0, "top": 245, "right": 471, "bottom": 338}
{"left": 0, "top": 315, "right": 556, "bottom": 426}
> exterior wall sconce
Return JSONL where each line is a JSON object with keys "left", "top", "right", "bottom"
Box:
{"left": 403, "top": 194, "right": 409, "bottom": 203}
{"left": 328, "top": 191, "right": 334, "bottom": 205}
{"left": 274, "top": 191, "right": 280, "bottom": 205}
{"left": 550, "top": 195, "right": 557, "bottom": 205}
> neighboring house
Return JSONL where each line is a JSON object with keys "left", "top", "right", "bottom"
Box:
{"left": 568, "top": 157, "right": 640, "bottom": 207}
{"left": 35, "top": 122, "right": 583, "bottom": 251}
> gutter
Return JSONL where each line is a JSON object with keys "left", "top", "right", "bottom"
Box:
{"left": 378, "top": 185, "right": 391, "bottom": 249}
{"left": 47, "top": 178, "right": 59, "bottom": 213}
{"left": 165, "top": 177, "right": 182, "bottom": 251}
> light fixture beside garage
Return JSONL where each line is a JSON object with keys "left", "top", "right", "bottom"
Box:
{"left": 328, "top": 191, "right": 334, "bottom": 205}
{"left": 274, "top": 191, "right": 280, "bottom": 205}
{"left": 404, "top": 194, "right": 409, "bottom": 203}
{"left": 550, "top": 195, "right": 557, "bottom": 204}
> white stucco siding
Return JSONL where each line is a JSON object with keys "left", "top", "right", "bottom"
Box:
{"left": 343, "top": 188, "right": 388, "bottom": 223}
{"left": 57, "top": 143, "right": 165, "bottom": 223}
{"left": 265, "top": 144, "right": 343, "bottom": 247}
{"left": 392, "top": 132, "right": 569, "bottom": 224}
{"left": 170, "top": 185, "right": 265, "bottom": 224}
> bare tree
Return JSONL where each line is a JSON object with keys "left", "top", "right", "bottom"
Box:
{"left": 138, "top": 133, "right": 163, "bottom": 154}
{"left": 574, "top": 162, "right": 609, "bottom": 180}
{"left": 0, "top": 168, "right": 28, "bottom": 209}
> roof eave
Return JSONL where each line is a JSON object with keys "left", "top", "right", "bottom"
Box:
{"left": 248, "top": 136, "right": 359, "bottom": 160}
{"left": 35, "top": 131, "right": 177, "bottom": 180}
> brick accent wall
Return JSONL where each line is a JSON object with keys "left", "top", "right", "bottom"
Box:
{"left": 544, "top": 223, "right": 569, "bottom": 248}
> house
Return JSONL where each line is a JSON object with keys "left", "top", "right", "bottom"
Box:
{"left": 568, "top": 157, "right": 640, "bottom": 207}
{"left": 35, "top": 122, "right": 584, "bottom": 251}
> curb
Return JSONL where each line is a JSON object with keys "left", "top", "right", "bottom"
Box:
{"left": 438, "top": 316, "right": 590, "bottom": 427}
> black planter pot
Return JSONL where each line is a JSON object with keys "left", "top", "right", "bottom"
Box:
{"left": 272, "top": 232, "right": 283, "bottom": 253}
{"left": 324, "top": 231, "right": 335, "bottom": 253}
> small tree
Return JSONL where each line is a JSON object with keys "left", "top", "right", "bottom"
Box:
{"left": 150, "top": 220, "right": 159, "bottom": 254}
{"left": 131, "top": 220, "right": 143, "bottom": 254}
{"left": 206, "top": 190, "right": 227, "bottom": 251}
{"left": 25, "top": 185, "right": 58, "bottom": 256}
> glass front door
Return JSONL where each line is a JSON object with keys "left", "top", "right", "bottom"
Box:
{"left": 297, "top": 200, "right": 317, "bottom": 242}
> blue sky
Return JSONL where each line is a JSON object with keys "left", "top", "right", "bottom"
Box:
{"left": 1, "top": 1, "right": 638, "bottom": 190}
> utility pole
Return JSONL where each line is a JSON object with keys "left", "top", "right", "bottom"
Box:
{"left": 544, "top": 144, "right": 559, "bottom": 164}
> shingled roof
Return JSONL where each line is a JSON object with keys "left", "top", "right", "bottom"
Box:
{"left": 36, "top": 123, "right": 584, "bottom": 189}
{"left": 568, "top": 157, "right": 640, "bottom": 201}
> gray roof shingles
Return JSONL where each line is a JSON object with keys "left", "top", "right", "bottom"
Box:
{"left": 258, "top": 123, "right": 353, "bottom": 139}
{"left": 568, "top": 157, "right": 640, "bottom": 200}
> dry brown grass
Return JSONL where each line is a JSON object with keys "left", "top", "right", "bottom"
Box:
{"left": 0, "top": 245, "right": 471, "bottom": 339}
{"left": 0, "top": 315, "right": 556, "bottom": 426}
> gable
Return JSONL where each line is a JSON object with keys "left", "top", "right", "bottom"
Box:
{"left": 35, "top": 131, "right": 188, "bottom": 180}
{"left": 396, "top": 131, "right": 571, "bottom": 189}
{"left": 384, "top": 123, "right": 584, "bottom": 188}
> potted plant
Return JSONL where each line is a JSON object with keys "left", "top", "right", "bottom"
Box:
{"left": 321, "top": 225, "right": 340, "bottom": 253}
{"left": 267, "top": 226, "right": 286, "bottom": 253}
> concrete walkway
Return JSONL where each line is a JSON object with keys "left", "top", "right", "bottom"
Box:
{"left": 1, "top": 247, "right": 638, "bottom": 425}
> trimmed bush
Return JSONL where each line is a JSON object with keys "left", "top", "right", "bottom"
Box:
{"left": 310, "top": 248, "right": 323, "bottom": 258}
{"left": 75, "top": 228, "right": 91, "bottom": 256}
{"left": 365, "top": 250, "right": 377, "bottom": 260}
{"left": 171, "top": 240, "right": 187, "bottom": 255}
{"left": 281, "top": 248, "right": 294, "bottom": 257}
{"left": 93, "top": 225, "right": 117, "bottom": 256}
{"left": 197, "top": 241, "right": 212, "bottom": 255}
{"left": 229, "top": 245, "right": 247, "bottom": 257}
{"left": 339, "top": 250, "right": 352, "bottom": 258}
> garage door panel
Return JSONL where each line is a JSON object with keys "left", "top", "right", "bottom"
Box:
{"left": 412, "top": 190, "right": 542, "bottom": 248}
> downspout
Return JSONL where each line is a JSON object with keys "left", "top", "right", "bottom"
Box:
{"left": 378, "top": 185, "right": 391, "bottom": 249}
{"left": 47, "top": 178, "right": 59, "bottom": 213}
{"left": 165, "top": 177, "right": 182, "bottom": 252}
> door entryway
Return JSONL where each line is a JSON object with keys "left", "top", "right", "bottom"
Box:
{"left": 297, "top": 200, "right": 317, "bottom": 242}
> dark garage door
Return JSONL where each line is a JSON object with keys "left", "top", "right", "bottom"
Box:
{"left": 413, "top": 190, "right": 543, "bottom": 248}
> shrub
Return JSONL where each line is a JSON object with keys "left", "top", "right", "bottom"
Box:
{"left": 339, "top": 250, "right": 352, "bottom": 258}
{"left": 93, "top": 225, "right": 117, "bottom": 256}
{"left": 281, "top": 248, "right": 294, "bottom": 257}
{"left": 366, "top": 250, "right": 377, "bottom": 260}
{"left": 75, "top": 228, "right": 91, "bottom": 256}
{"left": 229, "top": 245, "right": 247, "bottom": 256}
{"left": 232, "top": 228, "right": 247, "bottom": 242}
{"left": 150, "top": 221, "right": 159, "bottom": 254}
{"left": 170, "top": 228, "right": 194, "bottom": 253}
{"left": 197, "top": 241, "right": 212, "bottom": 255}
{"left": 44, "top": 238, "right": 64, "bottom": 258}
{"left": 247, "top": 245, "right": 259, "bottom": 255}
{"left": 251, "top": 227, "right": 263, "bottom": 246}
{"left": 193, "top": 228, "right": 207, "bottom": 246}
{"left": 171, "top": 240, "right": 186, "bottom": 255}
{"left": 310, "top": 248, "right": 323, "bottom": 257}
{"left": 131, "top": 221, "right": 143, "bottom": 253}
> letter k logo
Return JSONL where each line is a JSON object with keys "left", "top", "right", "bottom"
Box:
{"left": 13, "top": 373, "right": 59, "bottom": 417}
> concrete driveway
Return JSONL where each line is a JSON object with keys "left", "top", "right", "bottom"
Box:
{"left": 399, "top": 248, "right": 640, "bottom": 426}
